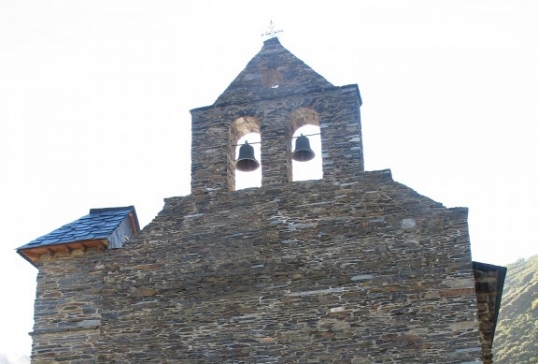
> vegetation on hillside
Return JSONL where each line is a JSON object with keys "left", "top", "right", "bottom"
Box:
{"left": 494, "top": 255, "right": 538, "bottom": 363}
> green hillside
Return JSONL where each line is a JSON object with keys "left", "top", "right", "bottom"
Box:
{"left": 494, "top": 255, "right": 538, "bottom": 363}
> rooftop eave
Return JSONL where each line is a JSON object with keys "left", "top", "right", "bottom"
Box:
{"left": 17, "top": 238, "right": 111, "bottom": 268}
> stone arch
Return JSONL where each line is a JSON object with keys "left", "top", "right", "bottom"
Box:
{"left": 228, "top": 116, "right": 261, "bottom": 190}
{"left": 289, "top": 107, "right": 320, "bottom": 133}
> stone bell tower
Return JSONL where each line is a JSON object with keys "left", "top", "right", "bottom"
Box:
{"left": 19, "top": 37, "right": 505, "bottom": 364}
{"left": 190, "top": 37, "right": 364, "bottom": 191}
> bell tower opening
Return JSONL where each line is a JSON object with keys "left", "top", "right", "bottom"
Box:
{"left": 290, "top": 108, "right": 322, "bottom": 182}
{"left": 228, "top": 116, "right": 261, "bottom": 191}
{"left": 292, "top": 125, "right": 322, "bottom": 181}
{"left": 235, "top": 133, "right": 262, "bottom": 190}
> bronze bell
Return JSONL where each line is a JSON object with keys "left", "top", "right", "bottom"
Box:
{"left": 292, "top": 134, "right": 315, "bottom": 162}
{"left": 236, "top": 141, "right": 260, "bottom": 172}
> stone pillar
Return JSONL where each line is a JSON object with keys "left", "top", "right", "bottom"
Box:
{"left": 190, "top": 109, "right": 229, "bottom": 193}
{"left": 260, "top": 112, "right": 291, "bottom": 186}
{"left": 319, "top": 85, "right": 364, "bottom": 182}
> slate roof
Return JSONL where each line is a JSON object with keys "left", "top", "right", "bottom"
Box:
{"left": 17, "top": 206, "right": 138, "bottom": 250}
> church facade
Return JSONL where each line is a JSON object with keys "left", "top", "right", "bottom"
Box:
{"left": 18, "top": 37, "right": 505, "bottom": 363}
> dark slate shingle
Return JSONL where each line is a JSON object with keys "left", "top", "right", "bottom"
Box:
{"left": 17, "top": 206, "right": 136, "bottom": 250}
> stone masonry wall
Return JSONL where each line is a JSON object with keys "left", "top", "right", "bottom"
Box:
{"left": 31, "top": 249, "right": 104, "bottom": 363}
{"left": 91, "top": 170, "right": 482, "bottom": 363}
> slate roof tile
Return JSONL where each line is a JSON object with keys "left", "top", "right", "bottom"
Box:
{"left": 17, "top": 206, "right": 137, "bottom": 250}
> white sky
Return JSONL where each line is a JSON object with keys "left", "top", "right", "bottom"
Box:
{"left": 1, "top": 1, "right": 537, "bottom": 362}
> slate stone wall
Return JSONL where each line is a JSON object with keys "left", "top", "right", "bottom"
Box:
{"left": 30, "top": 172, "right": 483, "bottom": 363}
{"left": 31, "top": 250, "right": 103, "bottom": 363}
{"left": 93, "top": 171, "right": 481, "bottom": 363}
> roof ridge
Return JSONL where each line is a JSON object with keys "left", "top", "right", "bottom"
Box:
{"left": 89, "top": 206, "right": 135, "bottom": 214}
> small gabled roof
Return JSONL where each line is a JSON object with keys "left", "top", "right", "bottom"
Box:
{"left": 212, "top": 37, "right": 335, "bottom": 107}
{"left": 17, "top": 206, "right": 139, "bottom": 266}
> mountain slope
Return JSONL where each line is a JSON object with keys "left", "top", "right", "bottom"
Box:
{"left": 494, "top": 255, "right": 538, "bottom": 363}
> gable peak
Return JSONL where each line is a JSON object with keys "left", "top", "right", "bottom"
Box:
{"left": 213, "top": 38, "right": 334, "bottom": 106}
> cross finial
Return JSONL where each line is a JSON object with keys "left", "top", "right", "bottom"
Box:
{"left": 261, "top": 20, "right": 283, "bottom": 39}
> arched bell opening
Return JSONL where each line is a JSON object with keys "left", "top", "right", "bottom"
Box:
{"left": 289, "top": 108, "right": 322, "bottom": 182}
{"left": 228, "top": 116, "right": 262, "bottom": 191}
{"left": 235, "top": 133, "right": 262, "bottom": 190}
